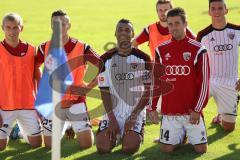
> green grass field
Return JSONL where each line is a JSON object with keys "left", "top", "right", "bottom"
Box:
{"left": 0, "top": 0, "right": 240, "bottom": 160}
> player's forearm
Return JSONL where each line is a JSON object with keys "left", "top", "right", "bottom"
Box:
{"left": 100, "top": 88, "right": 116, "bottom": 121}
{"left": 133, "top": 28, "right": 149, "bottom": 46}
{"left": 131, "top": 86, "right": 150, "bottom": 118}
{"left": 83, "top": 77, "right": 98, "bottom": 94}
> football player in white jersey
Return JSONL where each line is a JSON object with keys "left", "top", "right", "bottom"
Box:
{"left": 96, "top": 19, "right": 151, "bottom": 154}
{"left": 197, "top": 0, "right": 240, "bottom": 132}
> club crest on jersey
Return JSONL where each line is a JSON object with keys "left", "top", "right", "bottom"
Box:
{"left": 45, "top": 55, "right": 57, "bottom": 74}
{"left": 130, "top": 62, "right": 138, "bottom": 69}
{"left": 165, "top": 53, "right": 171, "bottom": 61}
{"left": 183, "top": 52, "right": 191, "bottom": 61}
{"left": 228, "top": 33, "right": 235, "bottom": 40}
{"left": 98, "top": 76, "right": 105, "bottom": 85}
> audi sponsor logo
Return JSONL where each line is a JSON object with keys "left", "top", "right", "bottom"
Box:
{"left": 165, "top": 65, "right": 191, "bottom": 76}
{"left": 115, "top": 73, "right": 135, "bottom": 81}
{"left": 214, "top": 44, "right": 233, "bottom": 52}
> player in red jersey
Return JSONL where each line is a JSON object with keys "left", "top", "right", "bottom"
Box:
{"left": 35, "top": 10, "right": 101, "bottom": 149}
{"left": 132, "top": 0, "right": 196, "bottom": 125}
{"left": 153, "top": 8, "right": 210, "bottom": 153}
{"left": 0, "top": 13, "right": 42, "bottom": 150}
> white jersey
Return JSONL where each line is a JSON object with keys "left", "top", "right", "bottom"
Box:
{"left": 197, "top": 23, "right": 240, "bottom": 87}
{"left": 98, "top": 48, "right": 151, "bottom": 121}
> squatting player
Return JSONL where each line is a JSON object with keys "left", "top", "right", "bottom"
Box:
{"left": 96, "top": 19, "right": 151, "bottom": 154}
{"left": 197, "top": 0, "right": 240, "bottom": 132}
{"left": 0, "top": 13, "right": 42, "bottom": 150}
{"left": 153, "top": 8, "right": 210, "bottom": 153}
{"left": 35, "top": 10, "right": 101, "bottom": 148}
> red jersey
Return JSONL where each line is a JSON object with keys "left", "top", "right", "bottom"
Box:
{"left": 36, "top": 37, "right": 100, "bottom": 105}
{"left": 152, "top": 36, "right": 209, "bottom": 115}
{"left": 1, "top": 40, "right": 29, "bottom": 57}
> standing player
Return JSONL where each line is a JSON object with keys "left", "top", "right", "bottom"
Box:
{"left": 132, "top": 0, "right": 195, "bottom": 59}
{"left": 154, "top": 8, "right": 209, "bottom": 153}
{"left": 96, "top": 19, "right": 151, "bottom": 154}
{"left": 197, "top": 0, "right": 240, "bottom": 132}
{"left": 132, "top": 0, "right": 195, "bottom": 124}
{"left": 36, "top": 10, "right": 101, "bottom": 148}
{"left": 0, "top": 13, "right": 42, "bottom": 150}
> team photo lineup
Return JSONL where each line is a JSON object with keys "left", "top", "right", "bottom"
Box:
{"left": 0, "top": 0, "right": 240, "bottom": 159}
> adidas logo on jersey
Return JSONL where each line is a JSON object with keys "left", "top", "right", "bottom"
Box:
{"left": 165, "top": 53, "right": 171, "bottom": 61}
{"left": 201, "top": 137, "right": 206, "bottom": 142}
{"left": 112, "top": 63, "right": 117, "bottom": 67}
{"left": 210, "top": 37, "right": 215, "bottom": 41}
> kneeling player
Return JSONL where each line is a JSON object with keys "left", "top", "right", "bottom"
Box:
{"left": 0, "top": 13, "right": 42, "bottom": 150}
{"left": 35, "top": 10, "right": 101, "bottom": 149}
{"left": 153, "top": 8, "right": 210, "bottom": 153}
{"left": 96, "top": 19, "right": 151, "bottom": 154}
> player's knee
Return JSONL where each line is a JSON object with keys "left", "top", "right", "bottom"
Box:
{"left": 0, "top": 144, "right": 6, "bottom": 151}
{"left": 222, "top": 121, "right": 235, "bottom": 132}
{"left": 122, "top": 143, "right": 140, "bottom": 154}
{"left": 194, "top": 144, "right": 207, "bottom": 153}
{"left": 29, "top": 136, "right": 42, "bottom": 148}
{"left": 96, "top": 143, "right": 112, "bottom": 154}
{"left": 0, "top": 138, "right": 8, "bottom": 151}
{"left": 78, "top": 138, "right": 94, "bottom": 149}
{"left": 122, "top": 131, "right": 141, "bottom": 154}
{"left": 43, "top": 136, "right": 52, "bottom": 149}
{"left": 76, "top": 129, "right": 94, "bottom": 149}
{"left": 161, "top": 144, "right": 174, "bottom": 153}
{"left": 96, "top": 134, "right": 112, "bottom": 154}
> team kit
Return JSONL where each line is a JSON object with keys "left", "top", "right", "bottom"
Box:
{"left": 0, "top": 0, "right": 240, "bottom": 154}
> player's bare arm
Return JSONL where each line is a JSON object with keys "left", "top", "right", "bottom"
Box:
{"left": 0, "top": 113, "right": 2, "bottom": 128}
{"left": 131, "top": 39, "right": 138, "bottom": 48}
{"left": 189, "top": 111, "right": 200, "bottom": 125}
{"left": 100, "top": 88, "right": 120, "bottom": 140}
{"left": 235, "top": 80, "right": 240, "bottom": 92}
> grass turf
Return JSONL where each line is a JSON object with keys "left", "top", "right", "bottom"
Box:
{"left": 0, "top": 0, "right": 240, "bottom": 159}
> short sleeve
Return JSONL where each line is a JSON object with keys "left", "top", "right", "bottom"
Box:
{"left": 98, "top": 61, "right": 110, "bottom": 88}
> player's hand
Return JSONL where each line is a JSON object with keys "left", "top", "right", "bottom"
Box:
{"left": 0, "top": 114, "right": 3, "bottom": 128}
{"left": 105, "top": 118, "right": 120, "bottom": 141}
{"left": 235, "top": 80, "right": 240, "bottom": 91}
{"left": 124, "top": 115, "right": 137, "bottom": 134}
{"left": 148, "top": 110, "right": 159, "bottom": 124}
{"left": 124, "top": 119, "right": 136, "bottom": 135}
{"left": 189, "top": 111, "right": 200, "bottom": 125}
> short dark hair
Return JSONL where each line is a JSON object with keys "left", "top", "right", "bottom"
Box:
{"left": 117, "top": 18, "right": 133, "bottom": 26}
{"left": 51, "top": 9, "right": 70, "bottom": 23}
{"left": 209, "top": 0, "right": 226, "bottom": 8}
{"left": 51, "top": 9, "right": 67, "bottom": 18}
{"left": 167, "top": 7, "right": 186, "bottom": 23}
{"left": 156, "top": 0, "right": 173, "bottom": 10}
{"left": 117, "top": 18, "right": 134, "bottom": 29}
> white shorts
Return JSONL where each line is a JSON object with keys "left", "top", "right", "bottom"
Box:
{"left": 98, "top": 105, "right": 145, "bottom": 139}
{"left": 0, "top": 110, "right": 41, "bottom": 139}
{"left": 160, "top": 115, "right": 207, "bottom": 145}
{"left": 210, "top": 82, "right": 238, "bottom": 123}
{"left": 41, "top": 103, "right": 91, "bottom": 137}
